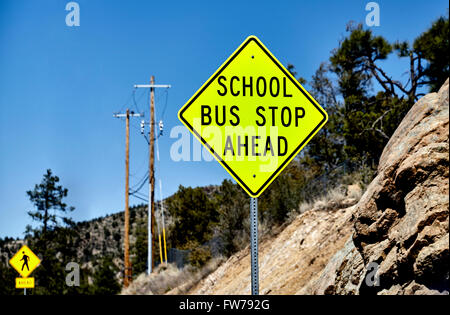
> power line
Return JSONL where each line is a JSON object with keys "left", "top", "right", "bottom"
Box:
{"left": 130, "top": 158, "right": 147, "bottom": 178}
{"left": 132, "top": 89, "right": 140, "bottom": 113}
{"left": 131, "top": 190, "right": 148, "bottom": 198}
{"left": 130, "top": 193, "right": 148, "bottom": 203}
{"left": 160, "top": 88, "right": 169, "bottom": 120}
{"left": 117, "top": 89, "right": 134, "bottom": 114}
{"left": 129, "top": 173, "right": 149, "bottom": 195}
{"left": 130, "top": 170, "right": 149, "bottom": 189}
{"left": 130, "top": 87, "right": 149, "bottom": 114}
{"left": 131, "top": 191, "right": 149, "bottom": 202}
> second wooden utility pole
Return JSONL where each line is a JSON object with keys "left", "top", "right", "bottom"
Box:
{"left": 113, "top": 109, "right": 143, "bottom": 288}
{"left": 125, "top": 109, "right": 130, "bottom": 288}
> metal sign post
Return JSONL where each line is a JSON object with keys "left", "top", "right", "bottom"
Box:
{"left": 250, "top": 197, "right": 259, "bottom": 295}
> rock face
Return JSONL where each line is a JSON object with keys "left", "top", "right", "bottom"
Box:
{"left": 276, "top": 79, "right": 449, "bottom": 295}
{"left": 327, "top": 79, "right": 449, "bottom": 294}
{"left": 298, "top": 236, "right": 364, "bottom": 294}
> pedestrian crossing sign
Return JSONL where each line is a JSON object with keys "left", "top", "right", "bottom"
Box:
{"left": 9, "top": 245, "right": 41, "bottom": 278}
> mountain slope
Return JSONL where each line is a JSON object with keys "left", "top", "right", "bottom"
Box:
{"left": 185, "top": 205, "right": 356, "bottom": 295}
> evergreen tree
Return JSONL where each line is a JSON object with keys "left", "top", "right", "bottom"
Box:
{"left": 131, "top": 218, "right": 148, "bottom": 275}
{"left": 412, "top": 15, "right": 449, "bottom": 92}
{"left": 92, "top": 256, "right": 121, "bottom": 295}
{"left": 26, "top": 169, "right": 75, "bottom": 235}
{"left": 25, "top": 169, "right": 77, "bottom": 294}
{"left": 214, "top": 180, "right": 249, "bottom": 256}
{"left": 167, "top": 186, "right": 218, "bottom": 250}
{"left": 328, "top": 18, "right": 448, "bottom": 166}
{"left": 260, "top": 171, "right": 299, "bottom": 225}
{"left": 303, "top": 62, "right": 345, "bottom": 171}
{"left": 0, "top": 259, "right": 17, "bottom": 295}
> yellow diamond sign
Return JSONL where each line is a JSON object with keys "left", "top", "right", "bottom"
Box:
{"left": 179, "top": 36, "right": 327, "bottom": 197}
{"left": 9, "top": 245, "right": 41, "bottom": 278}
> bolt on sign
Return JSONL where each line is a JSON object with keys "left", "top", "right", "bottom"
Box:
{"left": 179, "top": 36, "right": 328, "bottom": 197}
{"left": 9, "top": 245, "right": 41, "bottom": 289}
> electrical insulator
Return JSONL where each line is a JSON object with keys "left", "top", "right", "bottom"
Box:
{"left": 140, "top": 120, "right": 145, "bottom": 134}
{"left": 159, "top": 120, "right": 164, "bottom": 136}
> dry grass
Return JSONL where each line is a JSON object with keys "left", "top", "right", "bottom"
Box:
{"left": 121, "top": 256, "right": 225, "bottom": 295}
{"left": 290, "top": 183, "right": 363, "bottom": 221}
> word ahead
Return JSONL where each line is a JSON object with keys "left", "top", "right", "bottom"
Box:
{"left": 179, "top": 36, "right": 327, "bottom": 197}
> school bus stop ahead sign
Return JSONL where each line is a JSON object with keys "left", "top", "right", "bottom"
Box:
{"left": 179, "top": 36, "right": 327, "bottom": 197}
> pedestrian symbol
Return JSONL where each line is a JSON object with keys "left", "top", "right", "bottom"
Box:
{"left": 21, "top": 252, "right": 30, "bottom": 271}
{"left": 9, "top": 245, "right": 41, "bottom": 278}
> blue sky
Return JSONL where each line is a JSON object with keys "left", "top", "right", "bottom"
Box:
{"left": 0, "top": 0, "right": 448, "bottom": 238}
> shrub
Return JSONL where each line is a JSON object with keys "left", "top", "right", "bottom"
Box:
{"left": 188, "top": 244, "right": 212, "bottom": 268}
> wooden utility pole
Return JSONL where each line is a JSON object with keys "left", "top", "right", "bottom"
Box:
{"left": 149, "top": 76, "right": 156, "bottom": 272}
{"left": 125, "top": 109, "right": 130, "bottom": 288}
{"left": 113, "top": 109, "right": 143, "bottom": 288}
{"left": 133, "top": 78, "right": 171, "bottom": 275}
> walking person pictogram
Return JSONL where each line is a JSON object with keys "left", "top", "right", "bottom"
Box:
{"left": 20, "top": 252, "right": 30, "bottom": 271}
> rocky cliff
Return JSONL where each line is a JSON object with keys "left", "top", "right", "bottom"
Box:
{"left": 182, "top": 79, "right": 449, "bottom": 295}
{"left": 338, "top": 78, "right": 448, "bottom": 295}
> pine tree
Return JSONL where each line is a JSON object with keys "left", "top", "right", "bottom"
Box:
{"left": 27, "top": 169, "right": 75, "bottom": 235}
{"left": 131, "top": 218, "right": 148, "bottom": 275}
{"left": 167, "top": 186, "right": 218, "bottom": 249}
{"left": 214, "top": 180, "right": 249, "bottom": 256}
{"left": 92, "top": 256, "right": 121, "bottom": 295}
{"left": 25, "top": 169, "right": 77, "bottom": 294}
{"left": 413, "top": 15, "right": 449, "bottom": 92}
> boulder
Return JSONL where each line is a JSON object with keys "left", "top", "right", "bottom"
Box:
{"left": 351, "top": 79, "right": 449, "bottom": 294}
